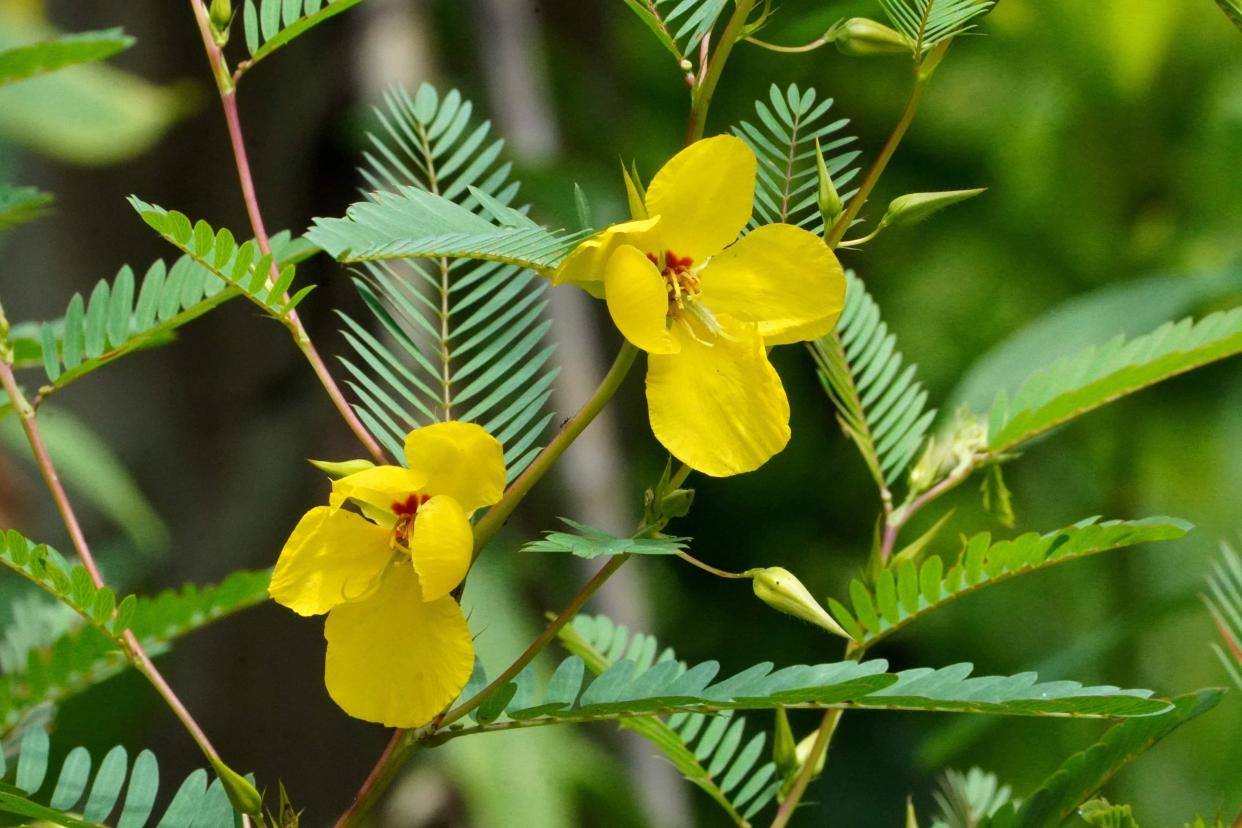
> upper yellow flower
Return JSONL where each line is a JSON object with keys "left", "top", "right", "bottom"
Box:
{"left": 553, "top": 135, "right": 846, "bottom": 477}
{"left": 268, "top": 422, "right": 505, "bottom": 728}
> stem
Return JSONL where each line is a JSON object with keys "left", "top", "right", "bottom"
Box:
{"left": 769, "top": 709, "right": 841, "bottom": 828}
{"left": 0, "top": 361, "right": 223, "bottom": 765}
{"left": 744, "top": 35, "right": 827, "bottom": 54}
{"left": 825, "top": 41, "right": 950, "bottom": 249}
{"left": 880, "top": 455, "right": 981, "bottom": 562}
{"left": 470, "top": 341, "right": 639, "bottom": 559}
{"left": 686, "top": 0, "right": 757, "bottom": 143}
{"left": 331, "top": 730, "right": 407, "bottom": 828}
{"left": 677, "top": 551, "right": 752, "bottom": 579}
{"left": 189, "top": 0, "right": 388, "bottom": 465}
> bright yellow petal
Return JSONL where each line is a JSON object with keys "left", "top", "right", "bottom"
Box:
{"left": 403, "top": 422, "right": 506, "bottom": 513}
{"left": 552, "top": 217, "right": 660, "bottom": 291}
{"left": 646, "top": 316, "right": 790, "bottom": 477}
{"left": 644, "top": 135, "right": 756, "bottom": 262}
{"left": 324, "top": 564, "right": 474, "bottom": 727}
{"left": 331, "top": 465, "right": 424, "bottom": 526}
{"left": 269, "top": 506, "right": 393, "bottom": 616}
{"left": 409, "top": 495, "right": 473, "bottom": 601}
{"left": 699, "top": 224, "right": 846, "bottom": 345}
{"left": 604, "top": 245, "right": 679, "bottom": 355}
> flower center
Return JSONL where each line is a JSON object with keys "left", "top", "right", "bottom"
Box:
{"left": 648, "top": 250, "right": 700, "bottom": 312}
{"left": 391, "top": 493, "right": 429, "bottom": 543}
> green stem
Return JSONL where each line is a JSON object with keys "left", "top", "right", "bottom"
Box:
{"left": 825, "top": 41, "right": 950, "bottom": 249}
{"left": 686, "top": 0, "right": 757, "bottom": 143}
{"left": 470, "top": 340, "right": 639, "bottom": 559}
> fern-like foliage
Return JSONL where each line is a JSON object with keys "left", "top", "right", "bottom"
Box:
{"left": 439, "top": 617, "right": 1169, "bottom": 758}
{"left": 129, "top": 199, "right": 313, "bottom": 319}
{"left": 561, "top": 615, "right": 780, "bottom": 826}
{"left": 240, "top": 0, "right": 364, "bottom": 69}
{"left": 811, "top": 271, "right": 934, "bottom": 490}
{"left": 522, "top": 518, "right": 689, "bottom": 559}
{"left": 828, "top": 518, "right": 1189, "bottom": 646}
{"left": 1203, "top": 543, "right": 1242, "bottom": 689}
{"left": 878, "top": 0, "right": 994, "bottom": 56}
{"left": 0, "top": 725, "right": 241, "bottom": 827}
{"left": 731, "top": 84, "right": 860, "bottom": 234}
{"left": 981, "top": 689, "right": 1222, "bottom": 828}
{"left": 320, "top": 85, "right": 566, "bottom": 477}
{"left": 0, "top": 183, "right": 53, "bottom": 230}
{"left": 26, "top": 230, "right": 310, "bottom": 396}
{"left": 620, "top": 0, "right": 729, "bottom": 65}
{"left": 930, "top": 767, "right": 1014, "bottom": 828}
{"left": 0, "top": 569, "right": 272, "bottom": 734}
{"left": 1078, "top": 800, "right": 1141, "bottom": 828}
{"left": 987, "top": 308, "right": 1242, "bottom": 453}
{"left": 0, "top": 28, "right": 133, "bottom": 86}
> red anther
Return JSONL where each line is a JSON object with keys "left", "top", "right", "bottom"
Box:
{"left": 391, "top": 493, "right": 427, "bottom": 517}
{"left": 646, "top": 252, "right": 660, "bottom": 266}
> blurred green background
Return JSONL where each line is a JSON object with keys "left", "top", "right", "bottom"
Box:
{"left": 1, "top": 0, "right": 1240, "bottom": 825}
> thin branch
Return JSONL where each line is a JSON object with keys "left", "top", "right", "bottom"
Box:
{"left": 686, "top": 0, "right": 757, "bottom": 143}
{"left": 188, "top": 0, "right": 388, "bottom": 465}
{"left": 0, "top": 360, "right": 225, "bottom": 767}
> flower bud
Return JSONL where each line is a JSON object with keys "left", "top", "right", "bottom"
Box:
{"left": 827, "top": 18, "right": 911, "bottom": 56}
{"left": 209, "top": 757, "right": 263, "bottom": 816}
{"left": 309, "top": 457, "right": 376, "bottom": 479}
{"left": 750, "top": 567, "right": 853, "bottom": 640}
{"left": 208, "top": 0, "right": 232, "bottom": 46}
{"left": 814, "top": 138, "right": 842, "bottom": 229}
{"left": 879, "top": 188, "right": 985, "bottom": 229}
{"left": 772, "top": 706, "right": 798, "bottom": 778}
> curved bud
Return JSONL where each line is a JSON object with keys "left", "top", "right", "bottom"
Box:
{"left": 309, "top": 457, "right": 376, "bottom": 479}
{"left": 827, "top": 18, "right": 911, "bottom": 56}
{"left": 814, "top": 138, "right": 842, "bottom": 229}
{"left": 751, "top": 567, "right": 853, "bottom": 640}
{"left": 880, "top": 188, "right": 986, "bottom": 229}
{"left": 209, "top": 757, "right": 263, "bottom": 816}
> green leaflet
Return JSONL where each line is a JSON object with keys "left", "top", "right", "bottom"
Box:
{"left": 0, "top": 726, "right": 243, "bottom": 827}
{"left": 561, "top": 615, "right": 781, "bottom": 826}
{"left": 732, "top": 83, "right": 861, "bottom": 235}
{"left": 811, "top": 271, "right": 934, "bottom": 490}
{"left": 830, "top": 517, "right": 1190, "bottom": 647}
{"left": 981, "top": 689, "right": 1223, "bottom": 828}
{"left": 878, "top": 0, "right": 995, "bottom": 56}
{"left": 12, "top": 229, "right": 310, "bottom": 397}
{"left": 0, "top": 27, "right": 133, "bottom": 86}
{"left": 987, "top": 307, "right": 1242, "bottom": 452}
{"left": 522, "top": 518, "right": 689, "bottom": 560}
{"left": 438, "top": 613, "right": 1169, "bottom": 746}
{"left": 929, "top": 767, "right": 1014, "bottom": 828}
{"left": 620, "top": 0, "right": 728, "bottom": 64}
{"left": 128, "top": 199, "right": 313, "bottom": 323}
{"left": 307, "top": 187, "right": 587, "bottom": 272}
{"left": 1203, "top": 543, "right": 1242, "bottom": 690}
{"left": 0, "top": 184, "right": 53, "bottom": 231}
{"left": 330, "top": 85, "right": 562, "bottom": 480}
{"left": 0, "top": 529, "right": 270, "bottom": 731}
{"left": 240, "top": 0, "right": 365, "bottom": 69}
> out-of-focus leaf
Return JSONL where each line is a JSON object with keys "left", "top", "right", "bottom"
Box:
{"left": 522, "top": 519, "right": 688, "bottom": 559}
{"left": 0, "top": 11, "right": 188, "bottom": 164}
{"left": 0, "top": 184, "right": 52, "bottom": 231}
{"left": 0, "top": 405, "right": 167, "bottom": 556}
{"left": 0, "top": 27, "right": 133, "bottom": 85}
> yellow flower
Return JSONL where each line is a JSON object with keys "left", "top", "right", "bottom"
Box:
{"left": 268, "top": 422, "right": 505, "bottom": 727}
{"left": 553, "top": 135, "right": 846, "bottom": 477}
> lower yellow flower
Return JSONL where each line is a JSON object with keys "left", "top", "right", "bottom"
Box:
{"left": 553, "top": 136, "right": 846, "bottom": 477}
{"left": 269, "top": 421, "right": 505, "bottom": 727}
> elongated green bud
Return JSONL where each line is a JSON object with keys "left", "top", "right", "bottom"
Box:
{"left": 773, "top": 707, "right": 798, "bottom": 778}
{"left": 209, "top": 0, "right": 232, "bottom": 46}
{"left": 309, "top": 457, "right": 376, "bottom": 479}
{"left": 880, "top": 188, "right": 985, "bottom": 229}
{"left": 828, "top": 18, "right": 911, "bottom": 56}
{"left": 750, "top": 567, "right": 853, "bottom": 640}
{"left": 814, "top": 138, "right": 842, "bottom": 229}
{"left": 209, "top": 758, "right": 263, "bottom": 816}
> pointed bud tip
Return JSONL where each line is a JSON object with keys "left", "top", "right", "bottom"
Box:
{"left": 751, "top": 567, "right": 854, "bottom": 640}
{"left": 308, "top": 457, "right": 376, "bottom": 479}
{"left": 209, "top": 758, "right": 262, "bottom": 816}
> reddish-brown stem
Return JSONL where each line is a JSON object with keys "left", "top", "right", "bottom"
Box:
{"left": 189, "top": 0, "right": 388, "bottom": 465}
{"left": 332, "top": 730, "right": 405, "bottom": 828}
{"left": 0, "top": 360, "right": 222, "bottom": 764}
